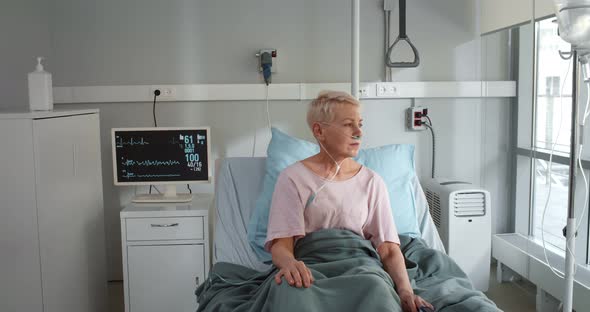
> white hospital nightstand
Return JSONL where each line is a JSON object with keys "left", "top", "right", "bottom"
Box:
{"left": 120, "top": 194, "right": 212, "bottom": 312}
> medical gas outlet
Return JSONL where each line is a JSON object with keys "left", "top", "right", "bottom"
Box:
{"left": 406, "top": 106, "right": 428, "bottom": 131}
{"left": 256, "top": 49, "right": 278, "bottom": 73}
{"left": 256, "top": 49, "right": 278, "bottom": 86}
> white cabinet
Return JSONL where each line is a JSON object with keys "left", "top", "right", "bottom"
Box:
{"left": 0, "top": 109, "right": 107, "bottom": 312}
{"left": 120, "top": 196, "right": 211, "bottom": 312}
{"left": 128, "top": 245, "right": 205, "bottom": 311}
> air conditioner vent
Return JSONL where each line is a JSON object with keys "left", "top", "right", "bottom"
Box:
{"left": 453, "top": 192, "right": 485, "bottom": 217}
{"left": 426, "top": 189, "right": 441, "bottom": 228}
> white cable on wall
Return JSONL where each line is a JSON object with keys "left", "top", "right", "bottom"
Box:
{"left": 576, "top": 148, "right": 588, "bottom": 232}
{"left": 574, "top": 72, "right": 590, "bottom": 234}
{"left": 266, "top": 85, "right": 272, "bottom": 129}
{"left": 251, "top": 127, "right": 257, "bottom": 157}
{"left": 252, "top": 85, "right": 272, "bottom": 157}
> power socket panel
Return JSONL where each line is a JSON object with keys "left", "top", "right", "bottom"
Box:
{"left": 376, "top": 82, "right": 398, "bottom": 97}
{"left": 150, "top": 86, "right": 176, "bottom": 101}
{"left": 406, "top": 106, "right": 427, "bottom": 131}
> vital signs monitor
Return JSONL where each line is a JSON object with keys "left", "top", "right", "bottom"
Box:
{"left": 111, "top": 127, "right": 210, "bottom": 203}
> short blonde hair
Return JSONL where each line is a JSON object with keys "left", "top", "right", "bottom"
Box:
{"left": 306, "top": 90, "right": 360, "bottom": 130}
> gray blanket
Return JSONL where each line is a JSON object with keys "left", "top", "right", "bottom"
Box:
{"left": 196, "top": 229, "right": 499, "bottom": 312}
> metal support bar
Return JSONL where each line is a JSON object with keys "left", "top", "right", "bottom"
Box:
{"left": 563, "top": 50, "right": 580, "bottom": 312}
{"left": 351, "top": 0, "right": 360, "bottom": 98}
{"left": 515, "top": 147, "right": 590, "bottom": 169}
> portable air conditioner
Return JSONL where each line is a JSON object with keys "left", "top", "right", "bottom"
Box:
{"left": 422, "top": 178, "right": 491, "bottom": 292}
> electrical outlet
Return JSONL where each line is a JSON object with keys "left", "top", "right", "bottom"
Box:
{"left": 150, "top": 86, "right": 176, "bottom": 101}
{"left": 406, "top": 106, "right": 427, "bottom": 131}
{"left": 376, "top": 83, "right": 398, "bottom": 97}
{"left": 257, "top": 49, "right": 278, "bottom": 73}
{"left": 358, "top": 87, "right": 369, "bottom": 98}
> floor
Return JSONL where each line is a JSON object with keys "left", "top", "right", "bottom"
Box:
{"left": 485, "top": 263, "right": 537, "bottom": 312}
{"left": 108, "top": 281, "right": 124, "bottom": 312}
{"left": 108, "top": 264, "right": 538, "bottom": 312}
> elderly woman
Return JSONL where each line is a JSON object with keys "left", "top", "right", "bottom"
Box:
{"left": 265, "top": 91, "right": 433, "bottom": 312}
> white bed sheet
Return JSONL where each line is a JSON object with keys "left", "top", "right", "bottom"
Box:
{"left": 213, "top": 157, "right": 445, "bottom": 270}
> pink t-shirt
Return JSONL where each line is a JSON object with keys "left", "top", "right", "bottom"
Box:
{"left": 265, "top": 161, "right": 400, "bottom": 251}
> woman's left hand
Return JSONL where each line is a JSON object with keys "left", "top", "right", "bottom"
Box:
{"left": 399, "top": 290, "right": 434, "bottom": 312}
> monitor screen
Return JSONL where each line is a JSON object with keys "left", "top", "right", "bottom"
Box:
{"left": 112, "top": 127, "right": 210, "bottom": 185}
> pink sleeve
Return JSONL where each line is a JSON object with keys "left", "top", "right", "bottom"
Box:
{"left": 363, "top": 177, "right": 400, "bottom": 248}
{"left": 264, "top": 171, "right": 306, "bottom": 251}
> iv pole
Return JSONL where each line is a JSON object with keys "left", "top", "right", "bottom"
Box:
{"left": 542, "top": 1, "right": 590, "bottom": 309}
{"left": 563, "top": 48, "right": 579, "bottom": 312}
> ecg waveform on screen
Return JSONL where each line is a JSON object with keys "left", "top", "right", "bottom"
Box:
{"left": 115, "top": 137, "right": 150, "bottom": 148}
{"left": 121, "top": 172, "right": 181, "bottom": 179}
{"left": 121, "top": 159, "right": 181, "bottom": 166}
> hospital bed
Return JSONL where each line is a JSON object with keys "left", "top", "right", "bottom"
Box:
{"left": 213, "top": 157, "right": 444, "bottom": 270}
{"left": 201, "top": 157, "right": 499, "bottom": 311}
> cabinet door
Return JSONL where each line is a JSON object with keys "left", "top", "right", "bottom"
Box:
{"left": 0, "top": 119, "right": 43, "bottom": 312}
{"left": 71, "top": 114, "right": 108, "bottom": 310}
{"left": 127, "top": 244, "right": 205, "bottom": 312}
{"left": 33, "top": 114, "right": 107, "bottom": 312}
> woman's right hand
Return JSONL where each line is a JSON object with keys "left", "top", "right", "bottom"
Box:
{"left": 274, "top": 259, "right": 314, "bottom": 288}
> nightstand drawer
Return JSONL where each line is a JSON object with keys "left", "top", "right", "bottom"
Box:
{"left": 126, "top": 217, "right": 204, "bottom": 241}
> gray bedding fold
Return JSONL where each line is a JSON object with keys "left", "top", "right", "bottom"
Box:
{"left": 196, "top": 229, "right": 500, "bottom": 312}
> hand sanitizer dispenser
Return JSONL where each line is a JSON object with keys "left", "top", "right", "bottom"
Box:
{"left": 28, "top": 57, "right": 53, "bottom": 111}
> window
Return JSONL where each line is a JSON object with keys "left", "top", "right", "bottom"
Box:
{"left": 531, "top": 18, "right": 573, "bottom": 252}
{"left": 532, "top": 160, "right": 569, "bottom": 250}
{"left": 535, "top": 19, "right": 572, "bottom": 156}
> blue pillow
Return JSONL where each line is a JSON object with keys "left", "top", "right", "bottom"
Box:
{"left": 247, "top": 127, "right": 420, "bottom": 262}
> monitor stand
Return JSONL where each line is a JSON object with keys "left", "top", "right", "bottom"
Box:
{"left": 132, "top": 185, "right": 193, "bottom": 203}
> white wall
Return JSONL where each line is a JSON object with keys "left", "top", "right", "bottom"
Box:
{"left": 0, "top": 0, "right": 52, "bottom": 109}
{"left": 44, "top": 0, "right": 514, "bottom": 281}
{"left": 481, "top": 29, "right": 514, "bottom": 235}
{"left": 480, "top": 0, "right": 554, "bottom": 34}
{"left": 49, "top": 0, "right": 480, "bottom": 84}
